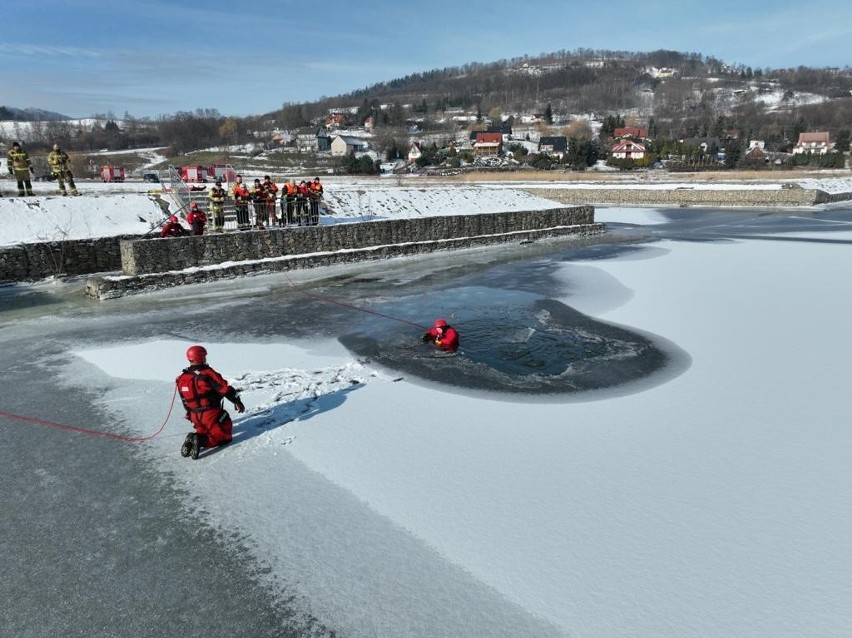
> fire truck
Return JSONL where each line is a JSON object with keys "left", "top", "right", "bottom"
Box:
{"left": 179, "top": 165, "right": 209, "bottom": 182}
{"left": 100, "top": 166, "right": 125, "bottom": 182}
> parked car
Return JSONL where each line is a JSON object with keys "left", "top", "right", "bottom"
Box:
{"left": 142, "top": 172, "right": 160, "bottom": 183}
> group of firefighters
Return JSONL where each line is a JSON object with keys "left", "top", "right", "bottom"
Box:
{"left": 160, "top": 174, "right": 325, "bottom": 237}
{"left": 4, "top": 141, "right": 80, "bottom": 197}
{"left": 180, "top": 318, "right": 458, "bottom": 460}
{"left": 213, "top": 174, "right": 323, "bottom": 232}
{"left": 4, "top": 139, "right": 324, "bottom": 234}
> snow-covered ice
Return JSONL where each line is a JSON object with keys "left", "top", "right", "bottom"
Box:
{"left": 3, "top": 182, "right": 852, "bottom": 636}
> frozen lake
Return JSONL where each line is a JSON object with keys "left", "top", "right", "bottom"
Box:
{"left": 2, "top": 206, "right": 851, "bottom": 637}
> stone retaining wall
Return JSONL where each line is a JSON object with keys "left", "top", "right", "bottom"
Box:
{"left": 525, "top": 186, "right": 847, "bottom": 207}
{"left": 119, "top": 207, "right": 595, "bottom": 276}
{"left": 87, "top": 206, "right": 601, "bottom": 299}
{"left": 0, "top": 236, "right": 130, "bottom": 283}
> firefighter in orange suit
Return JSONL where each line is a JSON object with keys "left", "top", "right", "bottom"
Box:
{"left": 282, "top": 179, "right": 298, "bottom": 225}
{"left": 231, "top": 175, "right": 251, "bottom": 229}
{"left": 308, "top": 177, "right": 324, "bottom": 225}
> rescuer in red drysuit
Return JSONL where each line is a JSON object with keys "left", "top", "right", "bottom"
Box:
{"left": 185, "top": 201, "right": 207, "bottom": 235}
{"left": 160, "top": 215, "right": 187, "bottom": 238}
{"left": 176, "top": 345, "right": 245, "bottom": 459}
{"left": 422, "top": 318, "right": 460, "bottom": 352}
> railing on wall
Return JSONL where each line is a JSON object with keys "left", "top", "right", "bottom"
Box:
{"left": 163, "top": 165, "right": 320, "bottom": 231}
{"left": 166, "top": 164, "right": 233, "bottom": 231}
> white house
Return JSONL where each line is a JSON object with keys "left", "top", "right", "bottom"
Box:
{"left": 330, "top": 135, "right": 370, "bottom": 157}
{"left": 610, "top": 139, "right": 646, "bottom": 160}
{"left": 407, "top": 142, "right": 423, "bottom": 163}
{"left": 793, "top": 132, "right": 832, "bottom": 155}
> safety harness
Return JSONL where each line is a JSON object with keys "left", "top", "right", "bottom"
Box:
{"left": 176, "top": 366, "right": 222, "bottom": 413}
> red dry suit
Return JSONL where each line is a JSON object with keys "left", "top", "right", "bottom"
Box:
{"left": 175, "top": 364, "right": 239, "bottom": 448}
{"left": 185, "top": 207, "right": 207, "bottom": 235}
{"left": 160, "top": 220, "right": 187, "bottom": 238}
{"left": 423, "top": 323, "right": 460, "bottom": 352}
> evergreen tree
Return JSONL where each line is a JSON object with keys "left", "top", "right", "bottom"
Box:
{"left": 566, "top": 138, "right": 582, "bottom": 169}
{"left": 389, "top": 102, "right": 406, "bottom": 126}
{"left": 710, "top": 115, "right": 726, "bottom": 139}
{"left": 834, "top": 129, "right": 850, "bottom": 153}
{"left": 724, "top": 140, "right": 743, "bottom": 168}
{"left": 599, "top": 114, "right": 625, "bottom": 140}
{"left": 792, "top": 117, "right": 807, "bottom": 144}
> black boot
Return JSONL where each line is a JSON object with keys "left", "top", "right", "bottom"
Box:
{"left": 180, "top": 432, "right": 194, "bottom": 458}
{"left": 190, "top": 433, "right": 205, "bottom": 460}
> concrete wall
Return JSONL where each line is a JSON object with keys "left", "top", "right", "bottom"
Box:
{"left": 524, "top": 186, "right": 847, "bottom": 207}
{"left": 0, "top": 236, "right": 129, "bottom": 283}
{"left": 87, "top": 206, "right": 602, "bottom": 299}
{"left": 119, "top": 207, "right": 596, "bottom": 276}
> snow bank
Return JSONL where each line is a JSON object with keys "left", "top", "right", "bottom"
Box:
{"left": 2, "top": 175, "right": 851, "bottom": 247}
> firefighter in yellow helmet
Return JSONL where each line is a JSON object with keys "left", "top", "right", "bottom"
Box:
{"left": 48, "top": 143, "right": 80, "bottom": 196}
{"left": 7, "top": 141, "right": 34, "bottom": 196}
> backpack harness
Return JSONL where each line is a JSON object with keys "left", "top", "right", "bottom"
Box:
{"left": 177, "top": 367, "right": 222, "bottom": 413}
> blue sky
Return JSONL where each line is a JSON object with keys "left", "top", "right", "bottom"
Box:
{"left": 3, "top": 0, "right": 851, "bottom": 119}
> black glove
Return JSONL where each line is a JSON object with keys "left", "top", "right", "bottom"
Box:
{"left": 233, "top": 399, "right": 245, "bottom": 413}
{"left": 422, "top": 333, "right": 431, "bottom": 343}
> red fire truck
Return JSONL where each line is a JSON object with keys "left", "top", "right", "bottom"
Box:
{"left": 179, "top": 165, "right": 209, "bottom": 182}
{"left": 100, "top": 166, "right": 125, "bottom": 182}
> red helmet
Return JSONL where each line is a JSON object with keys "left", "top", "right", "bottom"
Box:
{"left": 169, "top": 215, "right": 178, "bottom": 223}
{"left": 190, "top": 202, "right": 198, "bottom": 209}
{"left": 186, "top": 345, "right": 207, "bottom": 364}
{"left": 434, "top": 319, "right": 448, "bottom": 328}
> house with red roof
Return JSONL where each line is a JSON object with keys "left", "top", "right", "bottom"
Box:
{"left": 613, "top": 127, "right": 648, "bottom": 140}
{"left": 473, "top": 132, "right": 503, "bottom": 156}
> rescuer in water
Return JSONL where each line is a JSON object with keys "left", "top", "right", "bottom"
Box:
{"left": 421, "top": 318, "right": 460, "bottom": 353}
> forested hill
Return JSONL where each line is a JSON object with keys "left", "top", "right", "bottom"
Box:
{"left": 269, "top": 48, "right": 852, "bottom": 136}
{"left": 0, "top": 106, "right": 68, "bottom": 122}
{"left": 5, "top": 48, "right": 851, "bottom": 161}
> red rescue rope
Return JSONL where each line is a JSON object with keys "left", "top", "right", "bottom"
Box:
{"left": 2, "top": 268, "right": 435, "bottom": 442}
{"left": 283, "top": 270, "right": 431, "bottom": 330}
{"left": 0, "top": 385, "right": 179, "bottom": 443}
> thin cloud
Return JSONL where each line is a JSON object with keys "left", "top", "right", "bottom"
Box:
{"left": 0, "top": 43, "right": 100, "bottom": 58}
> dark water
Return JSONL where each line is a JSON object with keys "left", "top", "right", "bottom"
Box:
{"left": 340, "top": 288, "right": 677, "bottom": 395}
